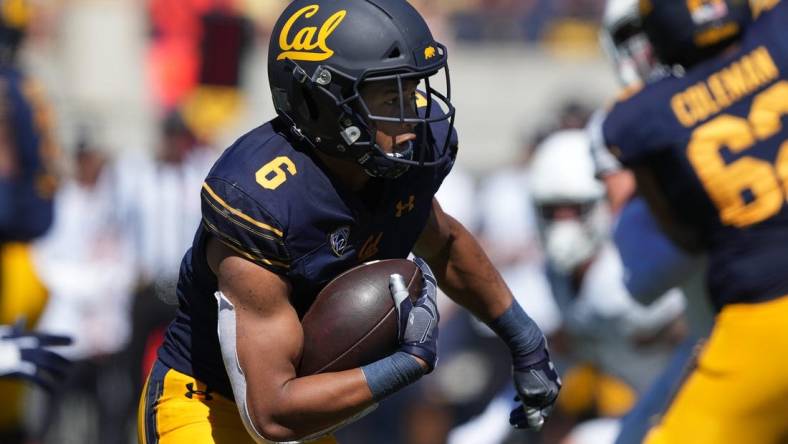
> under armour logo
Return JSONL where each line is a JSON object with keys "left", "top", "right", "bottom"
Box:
{"left": 185, "top": 382, "right": 213, "bottom": 400}
{"left": 395, "top": 195, "right": 415, "bottom": 217}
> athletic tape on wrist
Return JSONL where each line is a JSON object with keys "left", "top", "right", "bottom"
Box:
{"left": 361, "top": 351, "right": 424, "bottom": 401}
{"left": 487, "top": 300, "right": 546, "bottom": 370}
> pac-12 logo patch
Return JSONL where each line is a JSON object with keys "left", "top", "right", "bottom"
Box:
{"left": 329, "top": 226, "right": 351, "bottom": 257}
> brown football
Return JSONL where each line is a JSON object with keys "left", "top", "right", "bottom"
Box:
{"left": 298, "top": 259, "right": 423, "bottom": 376}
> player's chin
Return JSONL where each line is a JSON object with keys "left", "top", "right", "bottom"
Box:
{"left": 393, "top": 141, "right": 414, "bottom": 157}
{"left": 390, "top": 136, "right": 417, "bottom": 158}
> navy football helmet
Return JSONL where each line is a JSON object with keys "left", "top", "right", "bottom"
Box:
{"left": 0, "top": 0, "right": 30, "bottom": 66}
{"left": 267, "top": 0, "right": 455, "bottom": 179}
{"left": 639, "top": 0, "right": 751, "bottom": 69}
{"left": 601, "top": 0, "right": 668, "bottom": 86}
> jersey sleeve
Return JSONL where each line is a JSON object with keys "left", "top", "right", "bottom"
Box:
{"left": 200, "top": 176, "right": 291, "bottom": 274}
{"left": 602, "top": 90, "right": 667, "bottom": 166}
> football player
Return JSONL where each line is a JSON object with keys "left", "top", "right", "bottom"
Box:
{"left": 597, "top": 0, "right": 788, "bottom": 442}
{"left": 138, "top": 1, "right": 560, "bottom": 443}
{"left": 530, "top": 130, "right": 685, "bottom": 434}
{"left": 0, "top": 0, "right": 60, "bottom": 441}
{"left": 592, "top": 1, "right": 716, "bottom": 443}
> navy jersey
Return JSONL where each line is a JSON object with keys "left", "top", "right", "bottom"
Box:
{"left": 159, "top": 112, "right": 457, "bottom": 399}
{"left": 0, "top": 67, "right": 56, "bottom": 241}
{"left": 603, "top": 2, "right": 788, "bottom": 309}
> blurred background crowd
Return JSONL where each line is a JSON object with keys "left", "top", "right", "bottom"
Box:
{"left": 1, "top": 0, "right": 702, "bottom": 443}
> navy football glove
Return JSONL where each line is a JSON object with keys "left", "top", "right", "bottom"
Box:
{"left": 509, "top": 346, "right": 561, "bottom": 430}
{"left": 389, "top": 256, "right": 439, "bottom": 372}
{"left": 0, "top": 320, "right": 72, "bottom": 392}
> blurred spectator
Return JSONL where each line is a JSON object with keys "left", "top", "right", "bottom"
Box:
{"left": 148, "top": 0, "right": 254, "bottom": 142}
{"left": 34, "top": 139, "right": 134, "bottom": 361}
{"left": 32, "top": 136, "right": 136, "bottom": 443}
{"left": 115, "top": 112, "right": 215, "bottom": 294}
{"left": 147, "top": 0, "right": 235, "bottom": 109}
{"left": 451, "top": 0, "right": 544, "bottom": 41}
{"left": 409, "top": 0, "right": 456, "bottom": 46}
{"left": 446, "top": 0, "right": 606, "bottom": 43}
{"left": 237, "top": 0, "right": 288, "bottom": 36}
{"left": 112, "top": 110, "right": 217, "bottom": 415}
{"left": 553, "top": 0, "right": 605, "bottom": 18}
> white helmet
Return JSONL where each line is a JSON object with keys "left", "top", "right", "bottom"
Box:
{"left": 600, "top": 0, "right": 665, "bottom": 86}
{"left": 530, "top": 130, "right": 605, "bottom": 203}
{"left": 529, "top": 130, "right": 610, "bottom": 273}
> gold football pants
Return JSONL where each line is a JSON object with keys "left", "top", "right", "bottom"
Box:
{"left": 0, "top": 243, "right": 48, "bottom": 430}
{"left": 138, "top": 360, "right": 338, "bottom": 444}
{"left": 645, "top": 295, "right": 788, "bottom": 444}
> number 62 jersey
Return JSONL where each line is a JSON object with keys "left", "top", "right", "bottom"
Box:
{"left": 600, "top": 3, "right": 788, "bottom": 310}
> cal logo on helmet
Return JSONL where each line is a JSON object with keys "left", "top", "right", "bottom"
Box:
{"left": 277, "top": 4, "right": 346, "bottom": 62}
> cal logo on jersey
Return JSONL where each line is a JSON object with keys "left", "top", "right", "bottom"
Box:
{"left": 277, "top": 5, "right": 346, "bottom": 62}
{"left": 329, "top": 226, "right": 351, "bottom": 257}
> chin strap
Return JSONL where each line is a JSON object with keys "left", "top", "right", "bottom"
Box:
{"left": 357, "top": 140, "right": 415, "bottom": 179}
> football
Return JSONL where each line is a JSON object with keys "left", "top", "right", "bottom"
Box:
{"left": 298, "top": 258, "right": 423, "bottom": 376}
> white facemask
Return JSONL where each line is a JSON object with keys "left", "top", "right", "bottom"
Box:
{"left": 542, "top": 204, "right": 610, "bottom": 274}
{"left": 544, "top": 220, "right": 598, "bottom": 274}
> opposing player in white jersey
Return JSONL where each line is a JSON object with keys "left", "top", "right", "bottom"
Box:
{"left": 450, "top": 130, "right": 686, "bottom": 444}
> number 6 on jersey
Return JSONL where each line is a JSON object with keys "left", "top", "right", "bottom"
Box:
{"left": 256, "top": 156, "right": 297, "bottom": 190}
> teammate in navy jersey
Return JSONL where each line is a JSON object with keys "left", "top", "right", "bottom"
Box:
{"left": 138, "top": 1, "right": 560, "bottom": 443}
{"left": 600, "top": 0, "right": 788, "bottom": 442}
{"left": 0, "top": 1, "right": 62, "bottom": 442}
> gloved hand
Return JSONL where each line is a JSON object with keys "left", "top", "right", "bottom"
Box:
{"left": 509, "top": 345, "right": 561, "bottom": 430}
{"left": 389, "top": 256, "right": 439, "bottom": 372}
{"left": 0, "top": 319, "right": 72, "bottom": 391}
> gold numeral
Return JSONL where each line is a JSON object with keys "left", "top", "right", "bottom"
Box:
{"left": 687, "top": 81, "right": 788, "bottom": 227}
{"left": 256, "top": 156, "right": 297, "bottom": 190}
